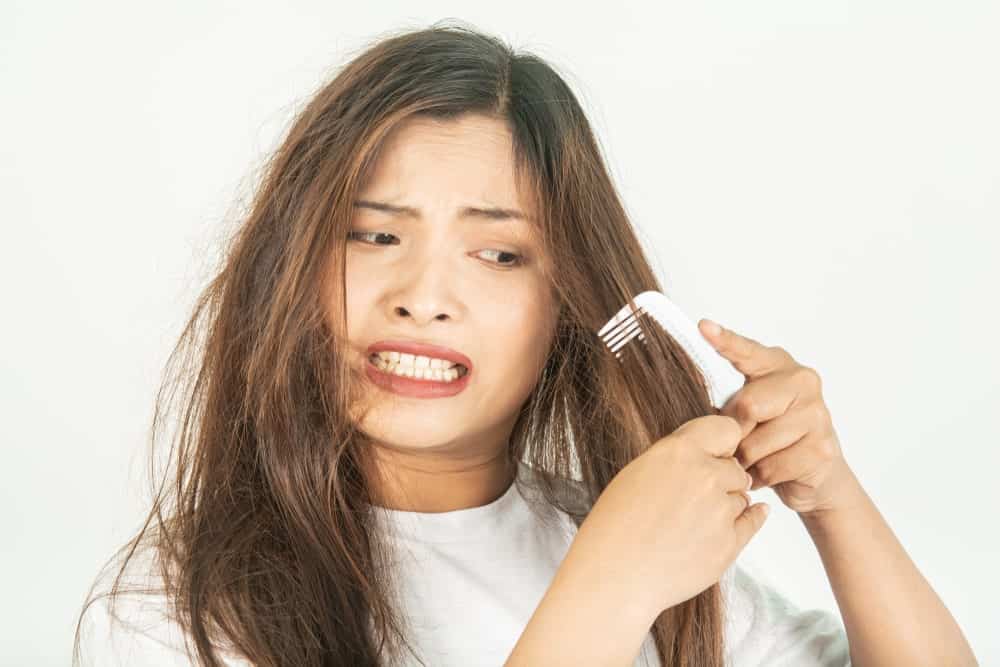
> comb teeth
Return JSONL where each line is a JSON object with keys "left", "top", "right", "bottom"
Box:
{"left": 598, "top": 304, "right": 650, "bottom": 359}
{"left": 596, "top": 290, "right": 746, "bottom": 409}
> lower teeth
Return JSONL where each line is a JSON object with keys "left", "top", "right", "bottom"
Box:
{"left": 370, "top": 357, "right": 466, "bottom": 382}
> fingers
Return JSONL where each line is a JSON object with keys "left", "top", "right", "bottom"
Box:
{"left": 728, "top": 490, "right": 751, "bottom": 517}
{"left": 713, "top": 455, "right": 752, "bottom": 493}
{"left": 673, "top": 414, "right": 743, "bottom": 458}
{"left": 733, "top": 501, "right": 771, "bottom": 552}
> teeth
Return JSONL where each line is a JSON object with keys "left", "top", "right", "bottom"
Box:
{"left": 369, "top": 352, "right": 467, "bottom": 382}
{"left": 372, "top": 351, "right": 462, "bottom": 371}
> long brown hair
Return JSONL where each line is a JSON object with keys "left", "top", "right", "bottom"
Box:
{"left": 73, "top": 20, "right": 726, "bottom": 667}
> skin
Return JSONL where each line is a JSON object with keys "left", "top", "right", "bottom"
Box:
{"left": 698, "top": 320, "right": 978, "bottom": 666}
{"left": 507, "top": 321, "right": 978, "bottom": 665}
{"left": 341, "top": 113, "right": 558, "bottom": 514}
{"left": 334, "top": 114, "right": 975, "bottom": 664}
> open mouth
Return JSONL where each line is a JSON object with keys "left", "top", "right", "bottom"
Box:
{"left": 368, "top": 353, "right": 469, "bottom": 380}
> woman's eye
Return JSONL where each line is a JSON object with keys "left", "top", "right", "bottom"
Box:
{"left": 347, "top": 230, "right": 399, "bottom": 245}
{"left": 476, "top": 249, "right": 524, "bottom": 268}
{"left": 346, "top": 231, "right": 524, "bottom": 268}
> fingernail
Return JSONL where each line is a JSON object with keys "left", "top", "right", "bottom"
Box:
{"left": 703, "top": 319, "right": 722, "bottom": 336}
{"left": 746, "top": 472, "right": 753, "bottom": 489}
{"left": 761, "top": 504, "right": 771, "bottom": 517}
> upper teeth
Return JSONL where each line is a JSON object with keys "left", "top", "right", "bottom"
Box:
{"left": 372, "top": 351, "right": 461, "bottom": 370}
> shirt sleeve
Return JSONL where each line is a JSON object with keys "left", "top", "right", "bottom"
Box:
{"left": 77, "top": 594, "right": 251, "bottom": 667}
{"left": 720, "top": 562, "right": 852, "bottom": 667}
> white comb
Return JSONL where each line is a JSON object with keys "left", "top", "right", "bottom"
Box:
{"left": 597, "top": 290, "right": 746, "bottom": 410}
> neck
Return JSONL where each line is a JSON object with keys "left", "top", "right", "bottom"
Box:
{"left": 364, "top": 446, "right": 517, "bottom": 513}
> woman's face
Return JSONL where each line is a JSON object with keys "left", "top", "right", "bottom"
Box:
{"left": 341, "top": 113, "right": 558, "bottom": 466}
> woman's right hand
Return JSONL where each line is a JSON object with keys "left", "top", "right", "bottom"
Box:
{"left": 565, "top": 414, "right": 770, "bottom": 619}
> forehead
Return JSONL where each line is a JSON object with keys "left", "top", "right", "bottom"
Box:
{"left": 359, "top": 115, "right": 536, "bottom": 219}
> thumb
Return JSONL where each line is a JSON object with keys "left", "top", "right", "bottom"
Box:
{"left": 734, "top": 502, "right": 770, "bottom": 551}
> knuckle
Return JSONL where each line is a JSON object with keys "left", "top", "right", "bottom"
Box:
{"left": 735, "top": 397, "right": 759, "bottom": 422}
{"left": 729, "top": 494, "right": 745, "bottom": 512}
{"left": 719, "top": 414, "right": 742, "bottom": 439}
{"left": 652, "top": 436, "right": 680, "bottom": 461}
{"left": 815, "top": 436, "right": 838, "bottom": 461}
{"left": 776, "top": 345, "right": 793, "bottom": 362}
{"left": 809, "top": 401, "right": 829, "bottom": 426}
{"left": 712, "top": 473, "right": 730, "bottom": 493}
{"left": 700, "top": 465, "right": 721, "bottom": 493}
{"left": 813, "top": 401, "right": 833, "bottom": 427}
{"left": 797, "top": 365, "right": 822, "bottom": 391}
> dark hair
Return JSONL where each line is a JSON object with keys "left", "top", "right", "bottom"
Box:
{"left": 74, "top": 20, "right": 725, "bottom": 667}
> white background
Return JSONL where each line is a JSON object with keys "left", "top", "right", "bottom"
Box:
{"left": 3, "top": 2, "right": 997, "bottom": 664}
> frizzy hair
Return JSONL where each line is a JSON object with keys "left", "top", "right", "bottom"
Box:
{"left": 73, "top": 20, "right": 727, "bottom": 667}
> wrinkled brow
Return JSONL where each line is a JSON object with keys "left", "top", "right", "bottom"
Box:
{"left": 353, "top": 199, "right": 532, "bottom": 224}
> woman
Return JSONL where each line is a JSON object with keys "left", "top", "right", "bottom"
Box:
{"left": 73, "top": 22, "right": 976, "bottom": 667}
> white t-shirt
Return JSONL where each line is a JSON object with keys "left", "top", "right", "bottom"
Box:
{"left": 80, "top": 460, "right": 852, "bottom": 666}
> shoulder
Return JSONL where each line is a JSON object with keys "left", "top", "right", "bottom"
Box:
{"left": 77, "top": 591, "right": 198, "bottom": 667}
{"left": 77, "top": 588, "right": 251, "bottom": 667}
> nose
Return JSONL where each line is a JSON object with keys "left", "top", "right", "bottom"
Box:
{"left": 393, "top": 305, "right": 450, "bottom": 322}
{"left": 387, "top": 249, "right": 461, "bottom": 325}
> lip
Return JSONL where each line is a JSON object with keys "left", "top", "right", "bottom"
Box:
{"left": 364, "top": 360, "right": 471, "bottom": 398}
{"left": 365, "top": 339, "right": 473, "bottom": 373}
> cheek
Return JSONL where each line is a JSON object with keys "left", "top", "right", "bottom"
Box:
{"left": 344, "top": 290, "right": 373, "bottom": 342}
{"left": 343, "top": 265, "right": 380, "bottom": 340}
{"left": 490, "top": 302, "right": 553, "bottom": 368}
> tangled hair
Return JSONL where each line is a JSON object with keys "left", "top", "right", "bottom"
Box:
{"left": 73, "top": 20, "right": 726, "bottom": 667}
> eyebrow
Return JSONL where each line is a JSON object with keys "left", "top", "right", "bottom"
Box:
{"left": 353, "top": 199, "right": 530, "bottom": 223}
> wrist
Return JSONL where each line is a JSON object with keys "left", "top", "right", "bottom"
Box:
{"left": 559, "top": 538, "right": 662, "bottom": 627}
{"left": 507, "top": 548, "right": 659, "bottom": 666}
{"left": 798, "top": 463, "right": 868, "bottom": 529}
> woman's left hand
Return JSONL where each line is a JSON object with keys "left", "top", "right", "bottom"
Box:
{"left": 697, "top": 319, "right": 857, "bottom": 516}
